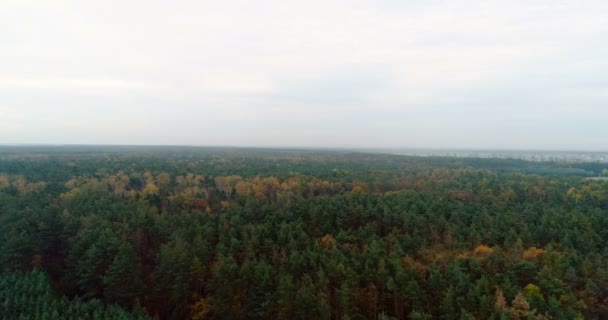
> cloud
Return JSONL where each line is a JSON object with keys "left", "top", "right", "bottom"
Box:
{"left": 0, "top": 77, "right": 160, "bottom": 94}
{"left": 0, "top": 0, "right": 607, "bottom": 149}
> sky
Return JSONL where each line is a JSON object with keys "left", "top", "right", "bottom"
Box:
{"left": 1, "top": 0, "right": 608, "bottom": 150}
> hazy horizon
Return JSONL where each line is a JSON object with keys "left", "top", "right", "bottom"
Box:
{"left": 2, "top": 1, "right": 608, "bottom": 150}
{"left": 2, "top": 143, "right": 607, "bottom": 153}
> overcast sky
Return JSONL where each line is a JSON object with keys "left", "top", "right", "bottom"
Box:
{"left": 1, "top": 1, "right": 607, "bottom": 150}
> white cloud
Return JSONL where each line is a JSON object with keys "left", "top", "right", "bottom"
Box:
{"left": 0, "top": 0, "right": 607, "bottom": 148}
{"left": 0, "top": 77, "right": 160, "bottom": 94}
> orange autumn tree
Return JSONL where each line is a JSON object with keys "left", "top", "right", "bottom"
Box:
{"left": 474, "top": 244, "right": 494, "bottom": 257}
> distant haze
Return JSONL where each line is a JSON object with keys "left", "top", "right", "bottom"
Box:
{"left": 1, "top": 1, "right": 607, "bottom": 150}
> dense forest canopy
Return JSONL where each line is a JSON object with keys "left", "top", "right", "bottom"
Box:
{"left": 1, "top": 146, "right": 608, "bottom": 319}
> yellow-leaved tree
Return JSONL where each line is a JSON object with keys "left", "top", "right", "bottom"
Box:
{"left": 190, "top": 297, "right": 211, "bottom": 320}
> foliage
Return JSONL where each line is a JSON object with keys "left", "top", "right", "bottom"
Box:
{"left": 1, "top": 146, "right": 608, "bottom": 319}
{"left": 0, "top": 269, "right": 148, "bottom": 319}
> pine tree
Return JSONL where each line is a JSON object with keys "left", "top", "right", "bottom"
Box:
{"left": 103, "top": 243, "right": 143, "bottom": 307}
{"left": 439, "top": 286, "right": 457, "bottom": 320}
{"left": 187, "top": 257, "right": 202, "bottom": 292}
{"left": 295, "top": 275, "right": 321, "bottom": 320}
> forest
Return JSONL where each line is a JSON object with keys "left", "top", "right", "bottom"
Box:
{"left": 1, "top": 146, "right": 608, "bottom": 319}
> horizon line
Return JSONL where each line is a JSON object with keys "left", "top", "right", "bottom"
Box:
{"left": 0, "top": 143, "right": 607, "bottom": 153}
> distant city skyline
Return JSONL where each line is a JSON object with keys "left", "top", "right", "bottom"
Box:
{"left": 2, "top": 1, "right": 608, "bottom": 150}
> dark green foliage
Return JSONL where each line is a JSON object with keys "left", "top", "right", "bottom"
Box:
{"left": 1, "top": 147, "right": 608, "bottom": 319}
{"left": 0, "top": 269, "right": 148, "bottom": 319}
{"left": 104, "top": 243, "right": 143, "bottom": 307}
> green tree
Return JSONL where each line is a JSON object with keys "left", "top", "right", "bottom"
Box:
{"left": 103, "top": 243, "right": 143, "bottom": 307}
